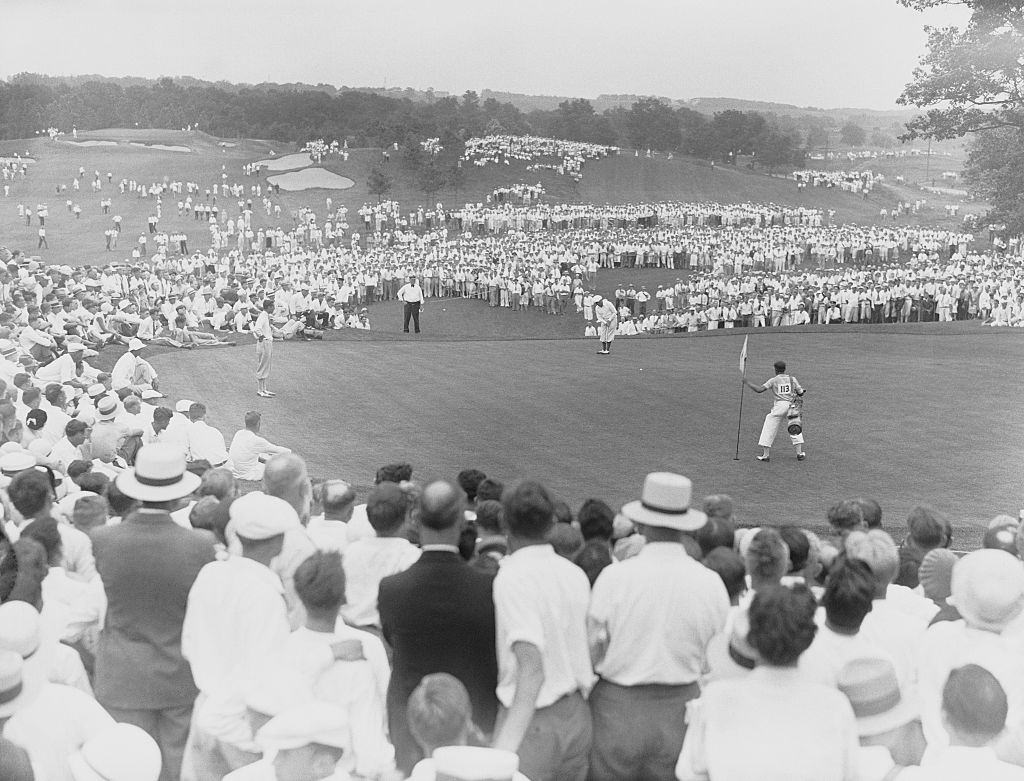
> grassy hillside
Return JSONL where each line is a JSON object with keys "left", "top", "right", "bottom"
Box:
{"left": 0, "top": 128, "right": 984, "bottom": 268}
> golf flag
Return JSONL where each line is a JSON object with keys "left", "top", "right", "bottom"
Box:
{"left": 739, "top": 335, "right": 748, "bottom": 374}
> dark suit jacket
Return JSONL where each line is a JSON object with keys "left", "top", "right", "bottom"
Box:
{"left": 378, "top": 550, "right": 498, "bottom": 772}
{"left": 92, "top": 509, "right": 215, "bottom": 709}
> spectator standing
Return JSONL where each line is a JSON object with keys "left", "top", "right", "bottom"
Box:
{"left": 491, "top": 480, "right": 594, "bottom": 781}
{"left": 90, "top": 445, "right": 214, "bottom": 781}
{"left": 587, "top": 472, "right": 729, "bottom": 780}
{"left": 379, "top": 480, "right": 499, "bottom": 773}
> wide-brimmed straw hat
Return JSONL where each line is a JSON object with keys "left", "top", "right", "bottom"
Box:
{"left": 620, "top": 472, "right": 707, "bottom": 531}
{"left": 115, "top": 444, "right": 200, "bottom": 502}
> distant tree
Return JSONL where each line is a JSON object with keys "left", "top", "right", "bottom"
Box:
{"left": 367, "top": 163, "right": 393, "bottom": 203}
{"left": 758, "top": 127, "right": 804, "bottom": 172}
{"left": 623, "top": 98, "right": 681, "bottom": 151}
{"left": 869, "top": 129, "right": 895, "bottom": 148}
{"left": 418, "top": 159, "right": 446, "bottom": 202}
{"left": 898, "top": 0, "right": 1024, "bottom": 139}
{"left": 840, "top": 121, "right": 866, "bottom": 146}
{"left": 803, "top": 119, "right": 830, "bottom": 149}
{"left": 447, "top": 160, "right": 466, "bottom": 203}
{"left": 964, "top": 127, "right": 1024, "bottom": 233}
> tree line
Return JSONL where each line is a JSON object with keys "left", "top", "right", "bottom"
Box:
{"left": 0, "top": 73, "right": 887, "bottom": 173}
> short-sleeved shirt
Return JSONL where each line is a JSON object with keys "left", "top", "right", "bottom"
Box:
{"left": 493, "top": 543, "right": 594, "bottom": 709}
{"left": 762, "top": 373, "right": 803, "bottom": 402}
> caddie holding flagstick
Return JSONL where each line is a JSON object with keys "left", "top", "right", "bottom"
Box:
{"left": 744, "top": 359, "right": 806, "bottom": 462}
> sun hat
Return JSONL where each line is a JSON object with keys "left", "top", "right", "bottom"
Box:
{"left": 620, "top": 472, "right": 707, "bottom": 531}
{"left": 174, "top": 399, "right": 195, "bottom": 414}
{"left": 68, "top": 723, "right": 162, "bottom": 781}
{"left": 115, "top": 444, "right": 201, "bottom": 502}
{"left": 96, "top": 396, "right": 119, "bottom": 420}
{"left": 256, "top": 702, "right": 350, "bottom": 752}
{"left": 66, "top": 342, "right": 85, "bottom": 354}
{"left": 87, "top": 383, "right": 106, "bottom": 399}
{"left": 951, "top": 549, "right": 1024, "bottom": 632}
{"left": 431, "top": 747, "right": 520, "bottom": 781}
{"left": 0, "top": 602, "right": 41, "bottom": 660}
{"left": 837, "top": 657, "right": 919, "bottom": 737}
{"left": 0, "top": 451, "right": 36, "bottom": 476}
{"left": 919, "top": 549, "right": 958, "bottom": 602}
{"left": 229, "top": 492, "right": 299, "bottom": 540}
{"left": 0, "top": 650, "right": 43, "bottom": 719}
{"left": 127, "top": 338, "right": 145, "bottom": 352}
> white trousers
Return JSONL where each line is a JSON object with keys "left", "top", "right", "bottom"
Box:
{"left": 759, "top": 400, "right": 804, "bottom": 447}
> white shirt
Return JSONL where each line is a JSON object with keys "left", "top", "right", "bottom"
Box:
{"left": 187, "top": 419, "right": 229, "bottom": 464}
{"left": 41, "top": 566, "right": 106, "bottom": 646}
{"left": 799, "top": 623, "right": 895, "bottom": 687}
{"left": 676, "top": 666, "right": 859, "bottom": 781}
{"left": 35, "top": 353, "right": 78, "bottom": 384}
{"left": 182, "top": 556, "right": 294, "bottom": 747}
{"left": 340, "top": 537, "right": 421, "bottom": 628}
{"left": 306, "top": 516, "right": 350, "bottom": 553}
{"left": 493, "top": 543, "right": 595, "bottom": 709}
{"left": 284, "top": 624, "right": 395, "bottom": 778}
{"left": 588, "top": 542, "right": 729, "bottom": 685}
{"left": 228, "top": 429, "right": 289, "bottom": 481}
{"left": 2, "top": 682, "right": 115, "bottom": 781}
{"left": 857, "top": 597, "right": 930, "bottom": 690}
{"left": 898, "top": 746, "right": 1024, "bottom": 780}
{"left": 397, "top": 282, "right": 424, "bottom": 303}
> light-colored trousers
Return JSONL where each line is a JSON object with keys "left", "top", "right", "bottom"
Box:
{"left": 758, "top": 399, "right": 804, "bottom": 447}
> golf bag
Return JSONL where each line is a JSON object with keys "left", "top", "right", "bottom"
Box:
{"left": 787, "top": 396, "right": 804, "bottom": 435}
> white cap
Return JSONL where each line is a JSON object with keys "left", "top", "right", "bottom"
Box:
{"left": 229, "top": 492, "right": 299, "bottom": 540}
{"left": 68, "top": 723, "right": 162, "bottom": 781}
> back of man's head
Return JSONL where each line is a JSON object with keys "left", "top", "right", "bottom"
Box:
{"left": 375, "top": 462, "right": 412, "bottom": 485}
{"left": 321, "top": 480, "right": 356, "bottom": 520}
{"left": 188, "top": 402, "right": 207, "bottom": 422}
{"left": 244, "top": 410, "right": 261, "bottom": 430}
{"left": 822, "top": 558, "right": 876, "bottom": 632}
{"left": 907, "top": 505, "right": 950, "bottom": 550}
{"left": 475, "top": 477, "right": 504, "bottom": 503}
{"left": 293, "top": 550, "right": 347, "bottom": 618}
{"left": 828, "top": 499, "right": 866, "bottom": 535}
{"left": 263, "top": 452, "right": 310, "bottom": 521}
{"left": 845, "top": 529, "right": 900, "bottom": 592}
{"left": 407, "top": 673, "right": 473, "bottom": 756}
{"left": 72, "top": 494, "right": 108, "bottom": 533}
{"left": 366, "top": 482, "right": 407, "bottom": 535}
{"left": 577, "top": 498, "right": 614, "bottom": 543}
{"left": 855, "top": 498, "right": 883, "bottom": 529}
{"left": 152, "top": 406, "right": 173, "bottom": 425}
{"left": 695, "top": 516, "right": 736, "bottom": 556}
{"left": 198, "top": 467, "right": 236, "bottom": 502}
{"left": 744, "top": 527, "right": 790, "bottom": 588}
{"left": 502, "top": 480, "right": 554, "bottom": 540}
{"left": 779, "top": 527, "right": 811, "bottom": 574}
{"left": 7, "top": 470, "right": 52, "bottom": 519}
{"left": 475, "top": 500, "right": 504, "bottom": 535}
{"left": 943, "top": 664, "right": 1008, "bottom": 746}
{"left": 419, "top": 480, "right": 465, "bottom": 532}
{"left": 456, "top": 469, "right": 486, "bottom": 503}
{"left": 702, "top": 547, "right": 747, "bottom": 604}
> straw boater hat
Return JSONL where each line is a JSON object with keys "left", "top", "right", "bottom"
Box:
{"left": 620, "top": 472, "right": 707, "bottom": 531}
{"left": 68, "top": 723, "right": 162, "bottom": 781}
{"left": 837, "top": 657, "right": 919, "bottom": 737}
{"left": 115, "top": 444, "right": 200, "bottom": 502}
{"left": 96, "top": 396, "right": 119, "bottom": 421}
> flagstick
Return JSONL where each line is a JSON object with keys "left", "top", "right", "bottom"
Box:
{"left": 734, "top": 367, "right": 747, "bottom": 461}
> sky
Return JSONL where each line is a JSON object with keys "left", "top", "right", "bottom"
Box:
{"left": 2, "top": 0, "right": 970, "bottom": 110}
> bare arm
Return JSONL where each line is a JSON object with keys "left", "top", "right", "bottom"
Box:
{"left": 492, "top": 641, "right": 544, "bottom": 754}
{"left": 744, "top": 380, "right": 767, "bottom": 392}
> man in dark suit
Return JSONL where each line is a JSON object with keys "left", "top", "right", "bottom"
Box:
{"left": 379, "top": 479, "right": 498, "bottom": 773}
{"left": 91, "top": 444, "right": 215, "bottom": 781}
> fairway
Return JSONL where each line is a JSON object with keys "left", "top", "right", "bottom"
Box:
{"left": 149, "top": 324, "right": 1024, "bottom": 548}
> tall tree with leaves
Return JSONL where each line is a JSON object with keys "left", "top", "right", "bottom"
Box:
{"left": 898, "top": 0, "right": 1024, "bottom": 139}
{"left": 899, "top": 0, "right": 1024, "bottom": 230}
{"left": 367, "top": 163, "right": 393, "bottom": 204}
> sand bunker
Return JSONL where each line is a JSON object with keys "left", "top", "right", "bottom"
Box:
{"left": 130, "top": 142, "right": 191, "bottom": 152}
{"left": 64, "top": 140, "right": 117, "bottom": 147}
{"left": 268, "top": 168, "right": 355, "bottom": 191}
{"left": 255, "top": 153, "right": 314, "bottom": 171}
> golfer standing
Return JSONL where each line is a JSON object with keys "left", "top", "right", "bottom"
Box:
{"left": 254, "top": 299, "right": 275, "bottom": 397}
{"left": 745, "top": 360, "right": 805, "bottom": 462}
{"left": 594, "top": 295, "right": 618, "bottom": 355}
{"left": 397, "top": 276, "right": 424, "bottom": 334}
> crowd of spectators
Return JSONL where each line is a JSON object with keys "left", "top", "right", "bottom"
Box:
{"left": 793, "top": 170, "right": 878, "bottom": 194}
{"left": 1, "top": 440, "right": 1023, "bottom": 780}
{"left": 460, "top": 135, "right": 619, "bottom": 181}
